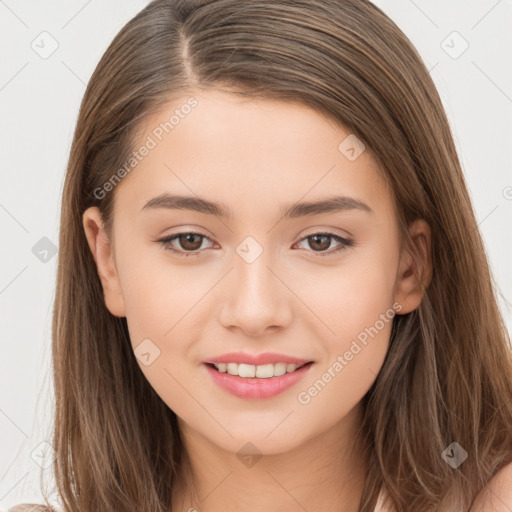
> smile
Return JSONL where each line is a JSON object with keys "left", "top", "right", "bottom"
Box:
{"left": 209, "top": 361, "right": 310, "bottom": 378}
{"left": 203, "top": 361, "right": 315, "bottom": 399}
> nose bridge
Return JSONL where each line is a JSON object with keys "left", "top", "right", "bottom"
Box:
{"left": 219, "top": 235, "right": 292, "bottom": 333}
{"left": 237, "top": 249, "right": 275, "bottom": 302}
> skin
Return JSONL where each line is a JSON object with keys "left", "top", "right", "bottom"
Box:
{"left": 83, "top": 88, "right": 432, "bottom": 512}
{"left": 470, "top": 465, "right": 512, "bottom": 512}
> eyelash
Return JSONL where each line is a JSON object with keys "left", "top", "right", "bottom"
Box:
{"left": 156, "top": 231, "right": 353, "bottom": 258}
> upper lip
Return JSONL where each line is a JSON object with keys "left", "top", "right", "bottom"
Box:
{"left": 203, "top": 352, "right": 313, "bottom": 366}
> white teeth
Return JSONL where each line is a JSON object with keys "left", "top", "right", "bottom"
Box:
{"left": 212, "top": 362, "right": 306, "bottom": 378}
{"left": 274, "top": 362, "right": 287, "bottom": 376}
{"left": 255, "top": 364, "right": 273, "bottom": 378}
{"left": 227, "top": 363, "right": 238, "bottom": 375}
{"left": 238, "top": 363, "right": 256, "bottom": 378}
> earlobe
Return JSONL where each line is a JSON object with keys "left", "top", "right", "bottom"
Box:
{"left": 82, "top": 206, "right": 126, "bottom": 317}
{"left": 394, "top": 219, "right": 432, "bottom": 315}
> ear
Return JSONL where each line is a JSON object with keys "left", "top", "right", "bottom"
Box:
{"left": 394, "top": 218, "right": 432, "bottom": 315}
{"left": 82, "top": 206, "right": 126, "bottom": 317}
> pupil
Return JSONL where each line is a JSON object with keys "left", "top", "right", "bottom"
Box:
{"left": 181, "top": 233, "right": 201, "bottom": 250}
{"left": 310, "top": 235, "right": 329, "bottom": 251}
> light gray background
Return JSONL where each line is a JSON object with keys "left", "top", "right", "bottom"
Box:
{"left": 1, "top": 0, "right": 511, "bottom": 509}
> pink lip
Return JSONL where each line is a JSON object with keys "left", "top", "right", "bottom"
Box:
{"left": 203, "top": 361, "right": 315, "bottom": 399}
{"left": 203, "top": 352, "right": 312, "bottom": 366}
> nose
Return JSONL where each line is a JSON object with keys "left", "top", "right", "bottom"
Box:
{"left": 218, "top": 249, "right": 293, "bottom": 336}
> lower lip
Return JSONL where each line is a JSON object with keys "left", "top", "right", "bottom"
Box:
{"left": 203, "top": 362, "right": 314, "bottom": 399}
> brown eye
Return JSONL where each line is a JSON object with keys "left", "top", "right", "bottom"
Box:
{"left": 157, "top": 232, "right": 214, "bottom": 257}
{"left": 177, "top": 233, "right": 203, "bottom": 251}
{"left": 307, "top": 234, "right": 332, "bottom": 251}
{"left": 295, "top": 232, "right": 353, "bottom": 257}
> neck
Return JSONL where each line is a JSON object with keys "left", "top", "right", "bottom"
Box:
{"left": 171, "top": 403, "right": 368, "bottom": 512}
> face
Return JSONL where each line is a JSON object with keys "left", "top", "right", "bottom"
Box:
{"left": 83, "top": 88, "right": 429, "bottom": 456}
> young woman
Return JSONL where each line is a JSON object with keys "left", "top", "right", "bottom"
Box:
{"left": 11, "top": 0, "right": 512, "bottom": 511}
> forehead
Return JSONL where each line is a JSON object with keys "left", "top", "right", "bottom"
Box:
{"left": 113, "top": 88, "right": 393, "bottom": 221}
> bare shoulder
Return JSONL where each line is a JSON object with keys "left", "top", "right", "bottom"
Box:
{"left": 469, "top": 461, "right": 512, "bottom": 511}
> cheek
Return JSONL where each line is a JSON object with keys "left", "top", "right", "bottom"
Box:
{"left": 114, "top": 241, "right": 188, "bottom": 351}
{"left": 116, "top": 244, "right": 218, "bottom": 385}
{"left": 294, "top": 297, "right": 394, "bottom": 432}
{"left": 115, "top": 248, "right": 202, "bottom": 413}
{"left": 297, "top": 239, "right": 398, "bottom": 347}
{"left": 294, "top": 240, "right": 398, "bottom": 402}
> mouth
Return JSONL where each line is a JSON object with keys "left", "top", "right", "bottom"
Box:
{"left": 202, "top": 360, "right": 315, "bottom": 399}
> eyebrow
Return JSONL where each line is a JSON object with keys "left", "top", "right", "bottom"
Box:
{"left": 141, "top": 193, "right": 373, "bottom": 219}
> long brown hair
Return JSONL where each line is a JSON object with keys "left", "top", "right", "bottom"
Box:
{"left": 13, "top": 0, "right": 512, "bottom": 510}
